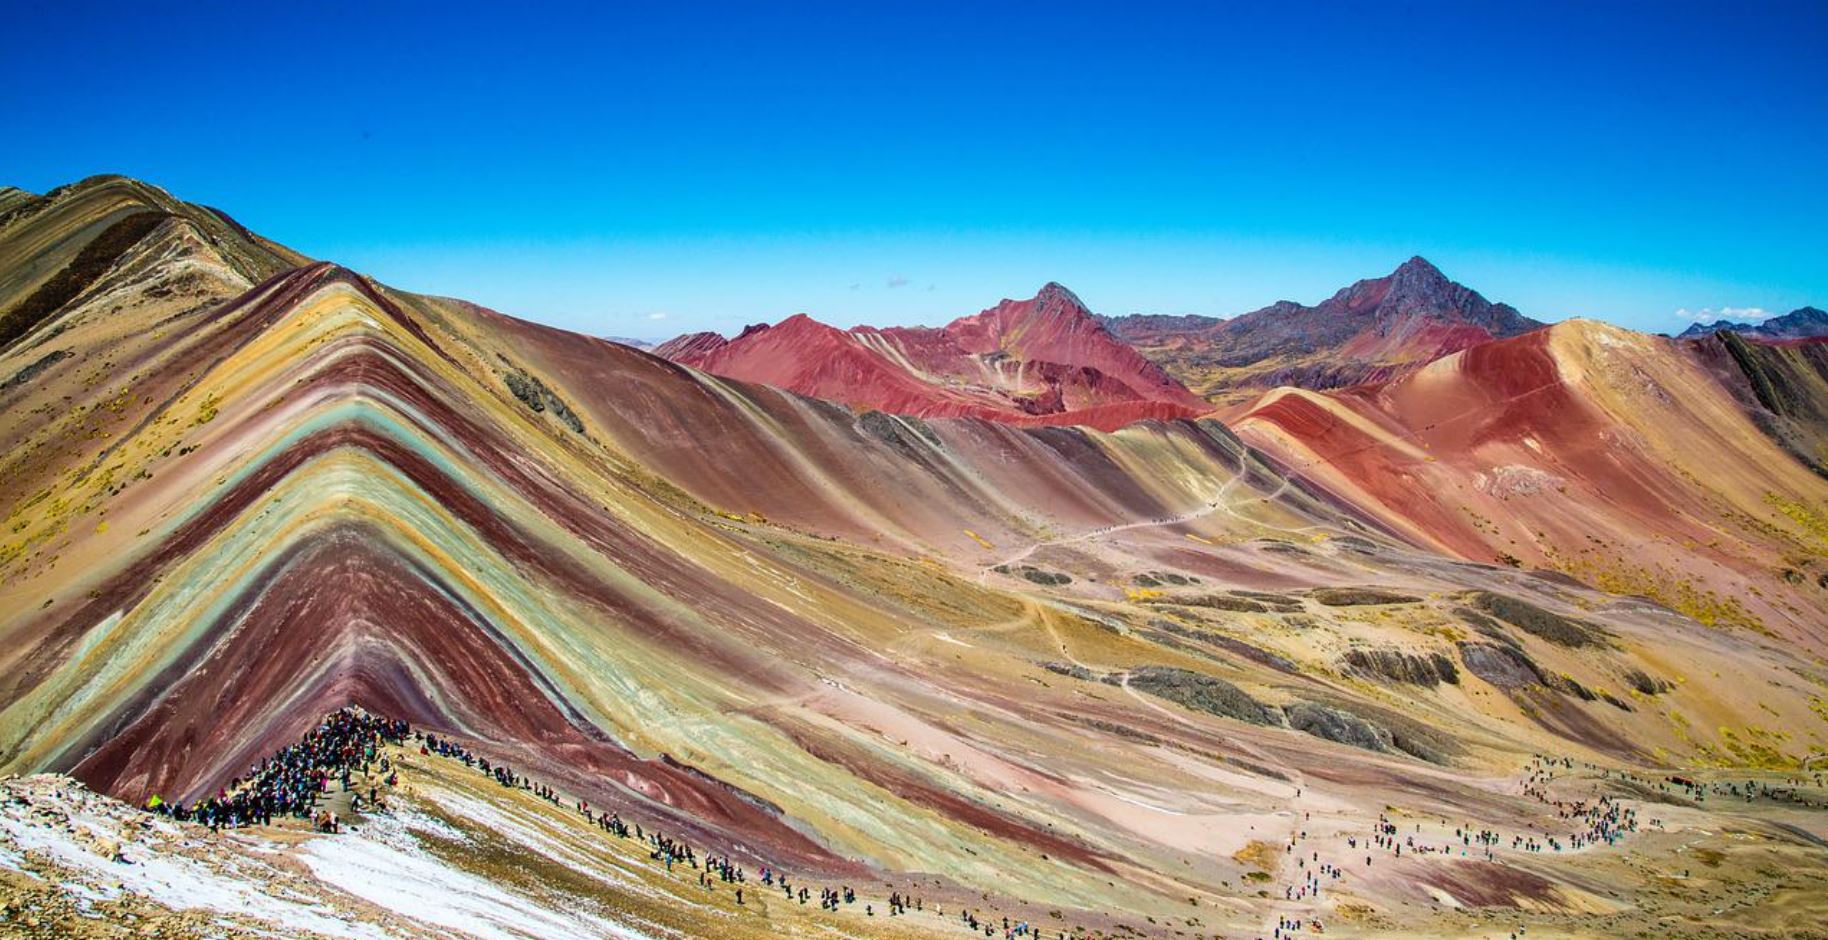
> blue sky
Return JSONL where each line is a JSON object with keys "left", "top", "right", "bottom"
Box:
{"left": 6, "top": 1, "right": 1825, "bottom": 339}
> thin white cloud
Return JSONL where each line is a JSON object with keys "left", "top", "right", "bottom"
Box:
{"left": 1675, "top": 305, "right": 1769, "bottom": 324}
{"left": 886, "top": 275, "right": 909, "bottom": 289}
{"left": 646, "top": 312, "right": 670, "bottom": 320}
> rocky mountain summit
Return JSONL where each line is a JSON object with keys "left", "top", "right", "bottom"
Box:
{"left": 1103, "top": 257, "right": 1545, "bottom": 405}
{"left": 656, "top": 281, "right": 1208, "bottom": 430}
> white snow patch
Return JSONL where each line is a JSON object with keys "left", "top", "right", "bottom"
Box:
{"left": 0, "top": 782, "right": 390, "bottom": 939}
{"left": 427, "top": 789, "right": 664, "bottom": 900}
{"left": 301, "top": 805, "right": 661, "bottom": 940}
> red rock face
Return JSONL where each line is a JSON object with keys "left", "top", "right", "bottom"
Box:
{"left": 656, "top": 283, "right": 1208, "bottom": 432}
{"left": 1228, "top": 320, "right": 1828, "bottom": 647}
{"left": 649, "top": 330, "right": 727, "bottom": 360}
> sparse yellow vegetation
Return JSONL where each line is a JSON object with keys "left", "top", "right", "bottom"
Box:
{"left": 1764, "top": 492, "right": 1828, "bottom": 548}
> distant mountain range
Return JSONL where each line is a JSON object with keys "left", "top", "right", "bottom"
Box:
{"left": 658, "top": 255, "right": 1553, "bottom": 415}
{"left": 1676, "top": 306, "right": 1828, "bottom": 342}
{"left": 1100, "top": 256, "right": 1545, "bottom": 406}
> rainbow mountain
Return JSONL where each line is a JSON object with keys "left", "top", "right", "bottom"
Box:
{"left": 2, "top": 176, "right": 1827, "bottom": 938}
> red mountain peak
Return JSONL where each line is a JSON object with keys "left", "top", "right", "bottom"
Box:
{"left": 651, "top": 285, "right": 1206, "bottom": 429}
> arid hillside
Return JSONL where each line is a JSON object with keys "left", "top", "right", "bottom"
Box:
{"left": 3, "top": 176, "right": 1827, "bottom": 938}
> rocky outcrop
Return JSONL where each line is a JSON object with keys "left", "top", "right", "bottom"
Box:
{"left": 1466, "top": 592, "right": 1607, "bottom": 648}
{"left": 1457, "top": 642, "right": 1545, "bottom": 690}
{"left": 1342, "top": 648, "right": 1460, "bottom": 686}
{"left": 1146, "top": 593, "right": 1267, "bottom": 613}
{"left": 1125, "top": 667, "right": 1281, "bottom": 726}
{"left": 1686, "top": 328, "right": 1828, "bottom": 477}
{"left": 1281, "top": 698, "right": 1456, "bottom": 764}
{"left": 1310, "top": 587, "right": 1421, "bottom": 607}
{"left": 1624, "top": 668, "right": 1672, "bottom": 695}
{"left": 1285, "top": 702, "right": 1392, "bottom": 753}
{"left": 502, "top": 365, "right": 585, "bottom": 434}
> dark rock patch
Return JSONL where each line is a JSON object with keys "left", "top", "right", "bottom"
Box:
{"left": 1310, "top": 587, "right": 1421, "bottom": 607}
{"left": 1229, "top": 589, "right": 1304, "bottom": 612}
{"left": 1132, "top": 570, "right": 1195, "bottom": 587}
{"left": 1599, "top": 690, "right": 1634, "bottom": 711}
{"left": 1332, "top": 536, "right": 1381, "bottom": 554}
{"left": 1282, "top": 696, "right": 1455, "bottom": 764}
{"left": 1147, "top": 593, "right": 1267, "bottom": 614}
{"left": 1624, "top": 668, "right": 1672, "bottom": 695}
{"left": 1041, "top": 662, "right": 1096, "bottom": 682}
{"left": 1467, "top": 591, "right": 1607, "bottom": 648}
{"left": 1285, "top": 702, "right": 1391, "bottom": 753}
{"left": 1342, "top": 648, "right": 1459, "bottom": 686}
{"left": 1310, "top": 697, "right": 1460, "bottom": 765}
{"left": 2, "top": 210, "right": 169, "bottom": 351}
{"left": 1454, "top": 607, "right": 1521, "bottom": 649}
{"left": 0, "top": 348, "right": 71, "bottom": 394}
{"left": 1524, "top": 568, "right": 1591, "bottom": 590}
{"left": 1126, "top": 667, "right": 1280, "bottom": 726}
{"left": 1457, "top": 642, "right": 1545, "bottom": 689}
{"left": 1017, "top": 566, "right": 1072, "bottom": 586}
{"left": 503, "top": 368, "right": 585, "bottom": 434}
{"left": 1546, "top": 672, "right": 1597, "bottom": 701}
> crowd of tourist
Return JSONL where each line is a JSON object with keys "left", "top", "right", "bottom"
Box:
{"left": 1666, "top": 770, "right": 1826, "bottom": 808}
{"left": 140, "top": 708, "right": 1781, "bottom": 940}
{"left": 1261, "top": 753, "right": 1672, "bottom": 938}
{"left": 143, "top": 708, "right": 407, "bottom": 833}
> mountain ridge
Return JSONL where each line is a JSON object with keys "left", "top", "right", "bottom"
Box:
{"left": 655, "top": 280, "right": 1209, "bottom": 431}
{"left": 1677, "top": 305, "right": 1828, "bottom": 341}
{"left": 1102, "top": 255, "right": 1546, "bottom": 406}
